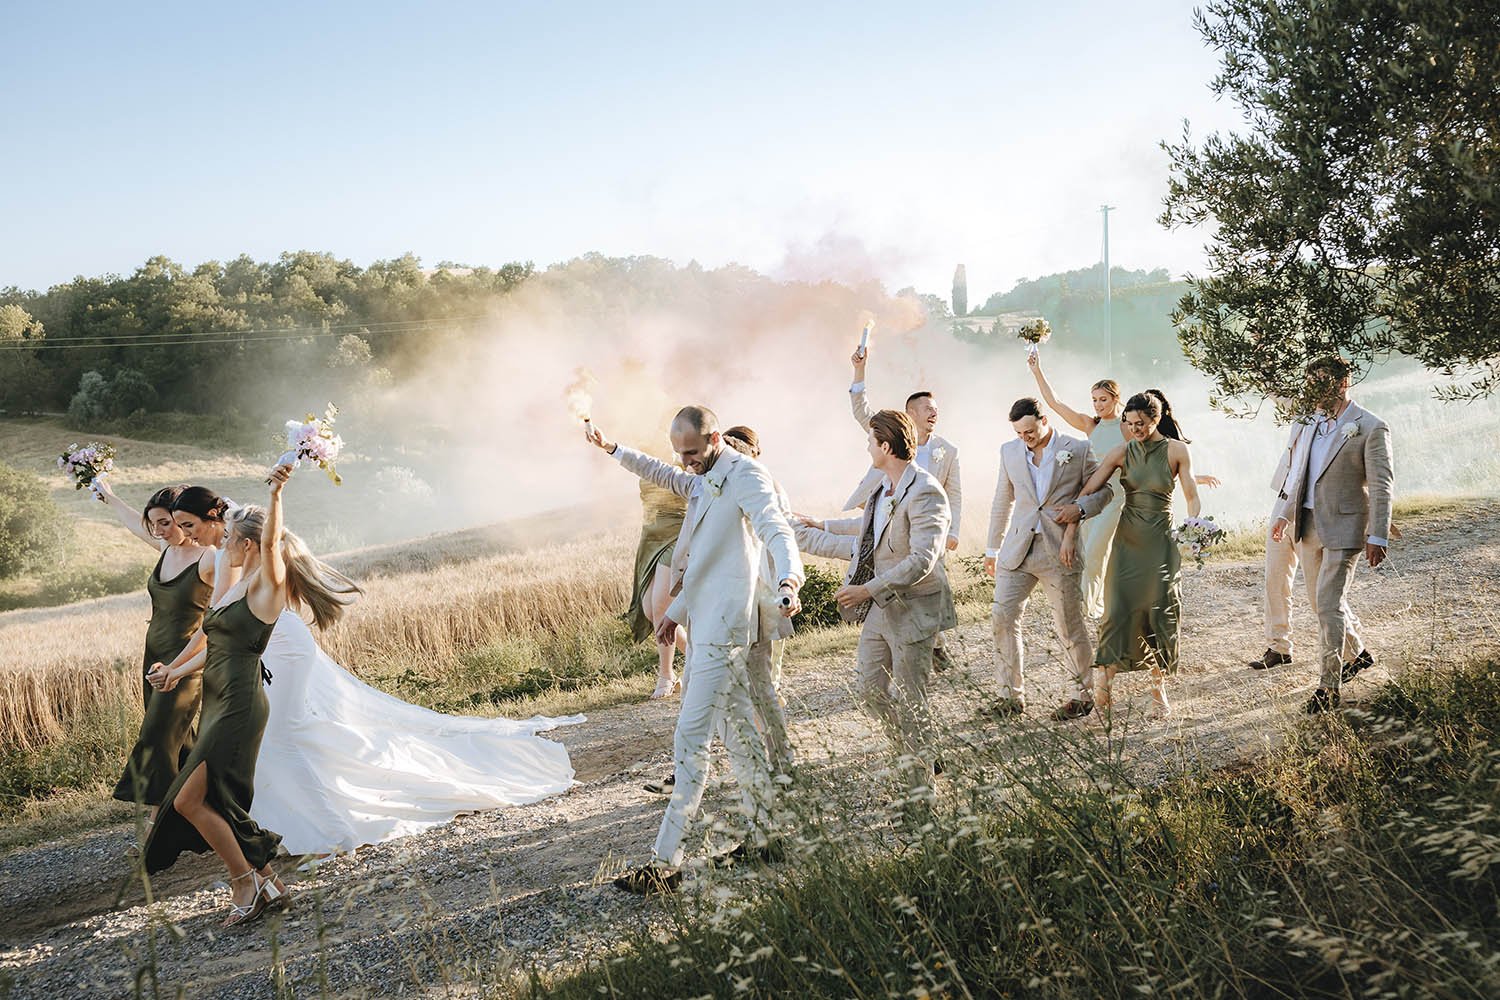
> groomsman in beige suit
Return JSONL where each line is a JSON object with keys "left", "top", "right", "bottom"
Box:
{"left": 1250, "top": 414, "right": 1365, "bottom": 671}
{"left": 796, "top": 410, "right": 956, "bottom": 788}
{"left": 985, "top": 398, "right": 1116, "bottom": 720}
{"left": 1272, "top": 357, "right": 1393, "bottom": 714}
{"left": 587, "top": 406, "right": 803, "bottom": 894}
{"left": 845, "top": 346, "right": 962, "bottom": 666}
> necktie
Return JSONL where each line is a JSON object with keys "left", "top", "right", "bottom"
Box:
{"left": 841, "top": 485, "right": 884, "bottom": 624}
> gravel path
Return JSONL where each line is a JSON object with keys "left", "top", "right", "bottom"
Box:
{"left": 2, "top": 503, "right": 1497, "bottom": 999}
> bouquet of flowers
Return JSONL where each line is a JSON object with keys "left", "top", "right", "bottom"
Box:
{"left": 274, "top": 404, "right": 344, "bottom": 485}
{"left": 57, "top": 441, "right": 116, "bottom": 490}
{"left": 1017, "top": 318, "right": 1052, "bottom": 355}
{"left": 1172, "top": 515, "right": 1226, "bottom": 570}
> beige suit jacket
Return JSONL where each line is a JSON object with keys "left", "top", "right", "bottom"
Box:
{"left": 1273, "top": 401, "right": 1394, "bottom": 550}
{"left": 797, "top": 463, "right": 957, "bottom": 643}
{"left": 987, "top": 432, "right": 1115, "bottom": 572}
{"left": 614, "top": 445, "right": 802, "bottom": 647}
{"left": 842, "top": 384, "right": 962, "bottom": 542}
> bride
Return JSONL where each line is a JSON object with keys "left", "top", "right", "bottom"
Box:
{"left": 153, "top": 465, "right": 582, "bottom": 859}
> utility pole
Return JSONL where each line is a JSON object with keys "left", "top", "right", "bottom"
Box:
{"left": 1100, "top": 204, "right": 1115, "bottom": 369}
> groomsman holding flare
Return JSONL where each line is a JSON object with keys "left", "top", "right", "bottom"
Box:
{"left": 587, "top": 407, "right": 803, "bottom": 894}
{"left": 1271, "top": 357, "right": 1393, "bottom": 714}
{"left": 846, "top": 341, "right": 963, "bottom": 666}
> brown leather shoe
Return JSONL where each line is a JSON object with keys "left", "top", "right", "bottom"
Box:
{"left": 1250, "top": 648, "right": 1293, "bottom": 670}
{"left": 1340, "top": 649, "right": 1374, "bottom": 683}
{"left": 1304, "top": 688, "right": 1341, "bottom": 715}
{"left": 1051, "top": 698, "right": 1095, "bottom": 721}
{"left": 989, "top": 697, "right": 1026, "bottom": 717}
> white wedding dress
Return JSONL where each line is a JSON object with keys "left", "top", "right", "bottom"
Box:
{"left": 250, "top": 611, "right": 583, "bottom": 856}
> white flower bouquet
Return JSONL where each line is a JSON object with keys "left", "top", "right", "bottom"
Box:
{"left": 1017, "top": 318, "right": 1052, "bottom": 355}
{"left": 58, "top": 441, "right": 116, "bottom": 490}
{"left": 274, "top": 403, "right": 345, "bottom": 485}
{"left": 1172, "top": 515, "right": 1226, "bottom": 570}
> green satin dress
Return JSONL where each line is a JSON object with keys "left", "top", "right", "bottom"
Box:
{"left": 1093, "top": 437, "right": 1181, "bottom": 674}
{"left": 113, "top": 549, "right": 211, "bottom": 805}
{"left": 144, "top": 594, "right": 283, "bottom": 874}
{"left": 626, "top": 478, "right": 687, "bottom": 643}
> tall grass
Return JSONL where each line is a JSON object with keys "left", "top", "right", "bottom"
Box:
{"left": 530, "top": 660, "right": 1500, "bottom": 999}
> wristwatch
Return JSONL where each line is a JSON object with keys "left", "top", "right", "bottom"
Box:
{"left": 1075, "top": 502, "right": 1086, "bottom": 520}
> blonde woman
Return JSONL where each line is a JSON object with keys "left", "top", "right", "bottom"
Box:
{"left": 143, "top": 466, "right": 314, "bottom": 926}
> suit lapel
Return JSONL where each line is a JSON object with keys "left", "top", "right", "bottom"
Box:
{"left": 1041, "top": 438, "right": 1076, "bottom": 506}
{"left": 1007, "top": 442, "right": 1038, "bottom": 503}
{"left": 876, "top": 464, "right": 919, "bottom": 547}
{"left": 679, "top": 450, "right": 734, "bottom": 553}
{"left": 1315, "top": 403, "right": 1362, "bottom": 483}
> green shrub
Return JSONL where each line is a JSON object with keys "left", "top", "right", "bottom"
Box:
{"left": 794, "top": 563, "right": 844, "bottom": 632}
{"left": 0, "top": 462, "right": 68, "bottom": 579}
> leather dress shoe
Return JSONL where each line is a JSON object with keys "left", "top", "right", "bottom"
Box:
{"left": 1250, "top": 648, "right": 1293, "bottom": 670}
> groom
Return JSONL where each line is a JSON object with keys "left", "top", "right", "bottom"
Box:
{"left": 587, "top": 406, "right": 803, "bottom": 894}
{"left": 1272, "top": 356, "right": 1393, "bottom": 714}
{"left": 985, "top": 398, "right": 1115, "bottom": 720}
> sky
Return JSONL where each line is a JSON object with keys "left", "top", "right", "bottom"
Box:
{"left": 0, "top": 0, "right": 1245, "bottom": 301}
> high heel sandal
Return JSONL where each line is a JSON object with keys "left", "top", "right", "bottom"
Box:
{"left": 259, "top": 867, "right": 290, "bottom": 912}
{"left": 650, "top": 675, "right": 680, "bottom": 700}
{"left": 223, "top": 870, "right": 270, "bottom": 928}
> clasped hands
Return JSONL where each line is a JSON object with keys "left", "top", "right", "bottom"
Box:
{"left": 146, "top": 661, "right": 180, "bottom": 693}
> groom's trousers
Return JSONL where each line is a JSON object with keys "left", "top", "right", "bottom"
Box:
{"left": 653, "top": 642, "right": 775, "bottom": 868}
{"left": 856, "top": 604, "right": 938, "bottom": 786}
{"left": 992, "top": 536, "right": 1093, "bottom": 703}
{"left": 1294, "top": 518, "right": 1363, "bottom": 693}
{"left": 1266, "top": 509, "right": 1362, "bottom": 658}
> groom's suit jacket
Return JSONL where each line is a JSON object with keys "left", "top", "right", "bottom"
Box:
{"left": 841, "top": 385, "right": 962, "bottom": 544}
{"left": 988, "top": 432, "right": 1115, "bottom": 573}
{"left": 1273, "top": 401, "right": 1393, "bottom": 551}
{"left": 797, "top": 463, "right": 956, "bottom": 644}
{"left": 614, "top": 445, "right": 802, "bottom": 648}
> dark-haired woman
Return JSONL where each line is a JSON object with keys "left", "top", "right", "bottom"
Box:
{"left": 95, "top": 479, "right": 217, "bottom": 823}
{"left": 1075, "top": 391, "right": 1203, "bottom": 718}
{"left": 170, "top": 485, "right": 232, "bottom": 547}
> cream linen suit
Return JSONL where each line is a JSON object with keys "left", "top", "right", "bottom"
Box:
{"left": 1273, "top": 401, "right": 1393, "bottom": 692}
{"left": 797, "top": 463, "right": 956, "bottom": 779}
{"left": 1263, "top": 420, "right": 1362, "bottom": 659}
{"left": 612, "top": 444, "right": 802, "bottom": 867}
{"left": 987, "top": 432, "right": 1115, "bottom": 703}
{"left": 842, "top": 384, "right": 962, "bottom": 544}
{"left": 747, "top": 482, "right": 796, "bottom": 775}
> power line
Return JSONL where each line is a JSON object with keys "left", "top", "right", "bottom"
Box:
{"left": 0, "top": 314, "right": 491, "bottom": 353}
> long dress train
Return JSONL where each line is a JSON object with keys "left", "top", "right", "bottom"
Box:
{"left": 250, "top": 611, "right": 582, "bottom": 856}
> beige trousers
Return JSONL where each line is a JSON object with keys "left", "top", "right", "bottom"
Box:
{"left": 1295, "top": 519, "right": 1364, "bottom": 692}
{"left": 1265, "top": 513, "right": 1362, "bottom": 657}
{"left": 856, "top": 604, "right": 937, "bottom": 783}
{"left": 992, "top": 535, "right": 1093, "bottom": 703}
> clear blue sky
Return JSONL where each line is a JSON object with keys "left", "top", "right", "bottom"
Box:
{"left": 1, "top": 1, "right": 1243, "bottom": 299}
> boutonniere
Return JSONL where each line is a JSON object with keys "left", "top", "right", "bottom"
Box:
{"left": 932, "top": 446, "right": 947, "bottom": 465}
{"left": 1056, "top": 449, "right": 1074, "bottom": 467}
{"left": 1341, "top": 423, "right": 1361, "bottom": 440}
{"left": 882, "top": 495, "right": 896, "bottom": 521}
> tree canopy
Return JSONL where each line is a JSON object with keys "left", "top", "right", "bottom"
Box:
{"left": 1161, "top": 0, "right": 1499, "bottom": 408}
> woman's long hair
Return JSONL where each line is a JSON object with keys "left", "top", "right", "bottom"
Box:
{"left": 227, "top": 505, "right": 362, "bottom": 629}
{"left": 1144, "top": 388, "right": 1190, "bottom": 443}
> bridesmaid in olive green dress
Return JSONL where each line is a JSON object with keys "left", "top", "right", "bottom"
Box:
{"left": 145, "top": 463, "right": 358, "bottom": 927}
{"left": 94, "top": 482, "right": 216, "bottom": 817}
{"left": 1074, "top": 391, "right": 1203, "bottom": 718}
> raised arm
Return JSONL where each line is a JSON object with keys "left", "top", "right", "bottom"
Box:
{"left": 849, "top": 348, "right": 875, "bottom": 431}
{"left": 1027, "top": 354, "right": 1094, "bottom": 434}
{"left": 93, "top": 479, "right": 165, "bottom": 549}
{"left": 867, "top": 482, "right": 950, "bottom": 604}
{"left": 247, "top": 464, "right": 291, "bottom": 623}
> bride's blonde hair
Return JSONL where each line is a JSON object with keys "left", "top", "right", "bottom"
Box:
{"left": 227, "top": 505, "right": 362, "bottom": 629}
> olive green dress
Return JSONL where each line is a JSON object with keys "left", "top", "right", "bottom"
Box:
{"left": 112, "top": 550, "right": 211, "bottom": 805}
{"left": 1093, "top": 437, "right": 1182, "bottom": 674}
{"left": 144, "top": 595, "right": 283, "bottom": 874}
{"left": 626, "top": 478, "right": 687, "bottom": 643}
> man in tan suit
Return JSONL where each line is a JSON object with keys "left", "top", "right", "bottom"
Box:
{"left": 1251, "top": 415, "right": 1364, "bottom": 671}
{"left": 796, "top": 409, "right": 956, "bottom": 788}
{"left": 985, "top": 398, "right": 1116, "bottom": 720}
{"left": 845, "top": 346, "right": 962, "bottom": 666}
{"left": 1272, "top": 357, "right": 1393, "bottom": 714}
{"left": 588, "top": 406, "right": 803, "bottom": 893}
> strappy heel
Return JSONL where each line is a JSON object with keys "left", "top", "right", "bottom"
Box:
{"left": 223, "top": 870, "right": 269, "bottom": 928}
{"left": 259, "top": 867, "right": 290, "bottom": 912}
{"left": 650, "top": 675, "right": 680, "bottom": 700}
